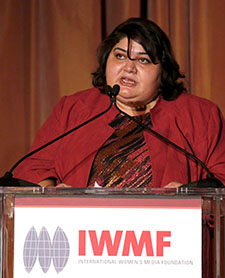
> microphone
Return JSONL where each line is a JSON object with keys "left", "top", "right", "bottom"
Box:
{"left": 0, "top": 92, "right": 114, "bottom": 187}
{"left": 107, "top": 84, "right": 224, "bottom": 188}
{"left": 105, "top": 84, "right": 120, "bottom": 103}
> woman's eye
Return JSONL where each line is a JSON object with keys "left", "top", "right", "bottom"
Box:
{"left": 115, "top": 53, "right": 126, "bottom": 60}
{"left": 139, "top": 57, "right": 151, "bottom": 64}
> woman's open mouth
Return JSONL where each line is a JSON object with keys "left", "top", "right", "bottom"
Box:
{"left": 120, "top": 77, "right": 137, "bottom": 87}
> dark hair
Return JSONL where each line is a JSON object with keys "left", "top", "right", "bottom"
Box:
{"left": 92, "top": 17, "right": 186, "bottom": 100}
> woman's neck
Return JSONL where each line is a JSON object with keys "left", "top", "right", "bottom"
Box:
{"left": 116, "top": 98, "right": 159, "bottom": 116}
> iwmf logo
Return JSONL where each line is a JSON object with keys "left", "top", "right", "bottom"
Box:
{"left": 23, "top": 226, "right": 70, "bottom": 273}
{"left": 23, "top": 226, "right": 171, "bottom": 273}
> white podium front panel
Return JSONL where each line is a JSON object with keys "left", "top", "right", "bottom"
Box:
{"left": 14, "top": 196, "right": 202, "bottom": 278}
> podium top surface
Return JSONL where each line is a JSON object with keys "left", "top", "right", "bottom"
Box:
{"left": 0, "top": 186, "right": 224, "bottom": 198}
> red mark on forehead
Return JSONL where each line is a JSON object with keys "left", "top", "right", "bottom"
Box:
{"left": 129, "top": 39, "right": 133, "bottom": 58}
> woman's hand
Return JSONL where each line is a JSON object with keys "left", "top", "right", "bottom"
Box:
{"left": 56, "top": 183, "right": 72, "bottom": 188}
{"left": 38, "top": 179, "right": 56, "bottom": 187}
{"left": 164, "top": 181, "right": 183, "bottom": 188}
{"left": 38, "top": 179, "right": 72, "bottom": 188}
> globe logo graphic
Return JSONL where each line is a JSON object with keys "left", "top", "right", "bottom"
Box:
{"left": 23, "top": 226, "right": 70, "bottom": 273}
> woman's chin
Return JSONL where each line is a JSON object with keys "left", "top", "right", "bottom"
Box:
{"left": 117, "top": 91, "right": 136, "bottom": 101}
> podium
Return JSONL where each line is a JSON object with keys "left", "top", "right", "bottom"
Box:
{"left": 0, "top": 186, "right": 224, "bottom": 278}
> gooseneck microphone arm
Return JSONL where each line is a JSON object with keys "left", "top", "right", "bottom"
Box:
{"left": 0, "top": 90, "right": 114, "bottom": 186}
{"left": 108, "top": 84, "right": 224, "bottom": 188}
{"left": 9, "top": 100, "right": 113, "bottom": 174}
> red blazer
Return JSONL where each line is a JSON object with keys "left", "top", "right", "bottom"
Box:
{"left": 14, "top": 88, "right": 225, "bottom": 187}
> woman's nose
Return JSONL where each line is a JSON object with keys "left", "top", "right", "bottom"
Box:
{"left": 123, "top": 59, "right": 137, "bottom": 73}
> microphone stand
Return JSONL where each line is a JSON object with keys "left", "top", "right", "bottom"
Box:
{"left": 109, "top": 85, "right": 224, "bottom": 188}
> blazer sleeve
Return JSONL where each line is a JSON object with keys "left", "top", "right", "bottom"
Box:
{"left": 205, "top": 104, "right": 225, "bottom": 185}
{"left": 14, "top": 96, "right": 68, "bottom": 184}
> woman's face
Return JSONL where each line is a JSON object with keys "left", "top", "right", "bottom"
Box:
{"left": 106, "top": 37, "right": 161, "bottom": 115}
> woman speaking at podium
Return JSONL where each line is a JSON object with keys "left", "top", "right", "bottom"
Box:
{"left": 14, "top": 18, "right": 225, "bottom": 188}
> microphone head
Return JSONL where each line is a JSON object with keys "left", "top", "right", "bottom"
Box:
{"left": 112, "top": 84, "right": 120, "bottom": 96}
{"left": 105, "top": 85, "right": 112, "bottom": 97}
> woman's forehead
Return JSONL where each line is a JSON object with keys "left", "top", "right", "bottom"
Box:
{"left": 113, "top": 37, "right": 147, "bottom": 54}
